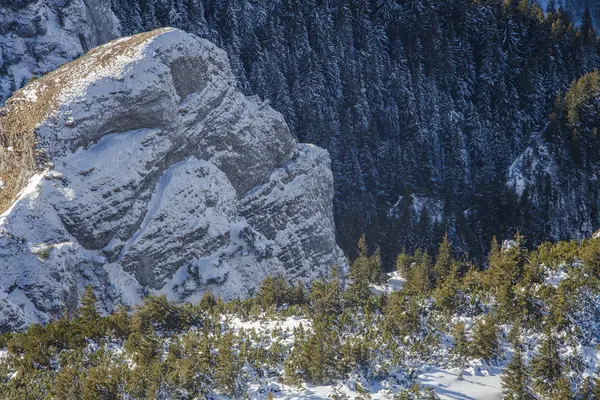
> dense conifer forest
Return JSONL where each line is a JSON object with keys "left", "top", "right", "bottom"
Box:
{"left": 110, "top": 0, "right": 600, "bottom": 266}
{"left": 3, "top": 235, "right": 600, "bottom": 398}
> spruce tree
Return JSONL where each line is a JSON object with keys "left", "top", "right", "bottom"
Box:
{"left": 579, "top": 376, "right": 593, "bottom": 399}
{"left": 310, "top": 266, "right": 342, "bottom": 316}
{"left": 396, "top": 248, "right": 412, "bottom": 276}
{"left": 51, "top": 365, "right": 82, "bottom": 400}
{"left": 259, "top": 276, "right": 278, "bottom": 308}
{"left": 451, "top": 322, "right": 469, "bottom": 361}
{"left": 434, "top": 233, "right": 453, "bottom": 284}
{"left": 592, "top": 375, "right": 600, "bottom": 398}
{"left": 215, "top": 332, "right": 238, "bottom": 396}
{"left": 294, "top": 280, "right": 306, "bottom": 305}
{"left": 471, "top": 317, "right": 500, "bottom": 364}
{"left": 347, "top": 235, "right": 375, "bottom": 306}
{"left": 501, "top": 345, "right": 534, "bottom": 400}
{"left": 106, "top": 304, "right": 130, "bottom": 339}
{"left": 554, "top": 375, "right": 572, "bottom": 400}
{"left": 407, "top": 251, "right": 433, "bottom": 295}
{"left": 531, "top": 329, "right": 563, "bottom": 397}
{"left": 433, "top": 263, "right": 460, "bottom": 313}
{"left": 74, "top": 285, "right": 103, "bottom": 340}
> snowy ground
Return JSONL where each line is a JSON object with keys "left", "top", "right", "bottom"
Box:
{"left": 244, "top": 380, "right": 400, "bottom": 399}
{"left": 238, "top": 367, "right": 504, "bottom": 399}
{"left": 371, "top": 271, "right": 405, "bottom": 295}
{"left": 419, "top": 367, "right": 503, "bottom": 400}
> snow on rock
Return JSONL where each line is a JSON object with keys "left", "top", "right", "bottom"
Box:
{"left": 507, "top": 143, "right": 554, "bottom": 197}
{"left": 371, "top": 271, "right": 405, "bottom": 295}
{"left": 501, "top": 239, "right": 518, "bottom": 252}
{"left": 0, "top": 28, "right": 345, "bottom": 331}
{"left": 0, "top": 0, "right": 120, "bottom": 105}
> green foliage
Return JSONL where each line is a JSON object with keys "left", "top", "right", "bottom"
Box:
{"left": 451, "top": 323, "right": 469, "bottom": 362}
{"left": 566, "top": 70, "right": 600, "bottom": 130}
{"left": 385, "top": 292, "right": 422, "bottom": 337}
{"left": 470, "top": 316, "right": 500, "bottom": 364}
{"left": 396, "top": 248, "right": 412, "bottom": 276}
{"left": 131, "top": 294, "right": 189, "bottom": 334}
{"left": 579, "top": 238, "right": 600, "bottom": 278}
{"left": 3, "top": 236, "right": 600, "bottom": 398}
{"left": 215, "top": 332, "right": 239, "bottom": 396}
{"left": 258, "top": 275, "right": 297, "bottom": 309}
{"left": 106, "top": 304, "right": 131, "bottom": 339}
{"left": 347, "top": 234, "right": 381, "bottom": 306}
{"left": 310, "top": 266, "right": 343, "bottom": 316}
{"left": 501, "top": 345, "right": 534, "bottom": 400}
{"left": 593, "top": 376, "right": 600, "bottom": 399}
{"left": 406, "top": 250, "right": 434, "bottom": 295}
{"left": 579, "top": 376, "right": 594, "bottom": 399}
{"left": 72, "top": 285, "right": 104, "bottom": 341}
{"left": 531, "top": 329, "right": 563, "bottom": 397}
{"left": 433, "top": 233, "right": 453, "bottom": 284}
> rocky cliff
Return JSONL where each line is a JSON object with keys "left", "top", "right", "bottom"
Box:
{"left": 0, "top": 28, "right": 345, "bottom": 332}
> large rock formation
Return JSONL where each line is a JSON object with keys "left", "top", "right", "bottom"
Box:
{"left": 0, "top": 28, "right": 345, "bottom": 332}
{"left": 0, "top": 0, "right": 120, "bottom": 104}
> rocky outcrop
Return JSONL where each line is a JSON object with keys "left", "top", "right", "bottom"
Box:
{"left": 0, "top": 28, "right": 345, "bottom": 331}
{"left": 0, "top": 0, "right": 120, "bottom": 104}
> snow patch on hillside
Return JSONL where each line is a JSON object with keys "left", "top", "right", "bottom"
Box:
{"left": 507, "top": 144, "right": 554, "bottom": 197}
{"left": 371, "top": 271, "right": 405, "bottom": 295}
{"left": 419, "top": 367, "right": 503, "bottom": 400}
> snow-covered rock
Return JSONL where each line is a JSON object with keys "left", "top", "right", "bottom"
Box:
{"left": 0, "top": 28, "right": 345, "bottom": 331}
{"left": 0, "top": 0, "right": 120, "bottom": 105}
{"left": 501, "top": 239, "right": 518, "bottom": 252}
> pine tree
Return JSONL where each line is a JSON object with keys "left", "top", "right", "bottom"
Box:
{"left": 396, "top": 248, "right": 412, "bottom": 276}
{"left": 554, "top": 375, "right": 572, "bottom": 400}
{"left": 407, "top": 251, "right": 433, "bottom": 295}
{"left": 310, "top": 266, "right": 343, "bottom": 316}
{"left": 501, "top": 345, "right": 534, "bottom": 400}
{"left": 81, "top": 357, "right": 123, "bottom": 400}
{"left": 434, "top": 233, "right": 453, "bottom": 284}
{"left": 259, "top": 276, "right": 278, "bottom": 308}
{"left": 451, "top": 322, "right": 469, "bottom": 361}
{"left": 550, "top": 284, "right": 569, "bottom": 330}
{"left": 347, "top": 235, "right": 375, "bottom": 306}
{"left": 74, "top": 285, "right": 103, "bottom": 340}
{"left": 294, "top": 280, "right": 306, "bottom": 305}
{"left": 106, "top": 304, "right": 130, "bottom": 339}
{"left": 51, "top": 365, "right": 82, "bottom": 400}
{"left": 531, "top": 329, "right": 563, "bottom": 397}
{"left": 579, "top": 376, "right": 593, "bottom": 399}
{"left": 433, "top": 263, "right": 461, "bottom": 313}
{"left": 215, "top": 332, "right": 238, "bottom": 396}
{"left": 471, "top": 317, "right": 500, "bottom": 364}
{"left": 421, "top": 387, "right": 440, "bottom": 399}
{"left": 592, "top": 375, "right": 600, "bottom": 398}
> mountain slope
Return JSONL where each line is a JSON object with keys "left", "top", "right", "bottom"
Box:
{"left": 0, "top": 28, "right": 345, "bottom": 332}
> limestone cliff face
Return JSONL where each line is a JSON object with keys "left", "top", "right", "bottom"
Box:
{"left": 0, "top": 0, "right": 120, "bottom": 104}
{"left": 0, "top": 28, "right": 346, "bottom": 331}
